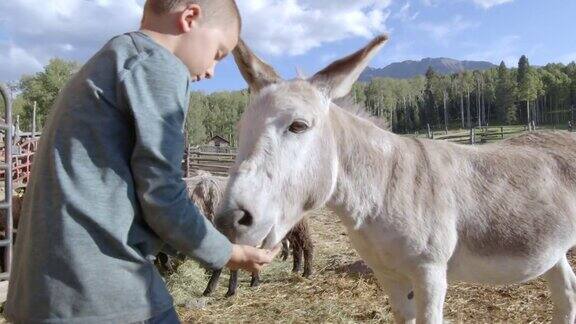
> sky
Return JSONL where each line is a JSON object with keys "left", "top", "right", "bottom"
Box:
{"left": 0, "top": 0, "right": 575, "bottom": 92}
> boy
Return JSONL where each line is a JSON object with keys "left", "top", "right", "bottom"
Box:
{"left": 5, "top": 1, "right": 277, "bottom": 323}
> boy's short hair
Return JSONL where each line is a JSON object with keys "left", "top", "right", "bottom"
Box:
{"left": 144, "top": 0, "right": 241, "bottom": 30}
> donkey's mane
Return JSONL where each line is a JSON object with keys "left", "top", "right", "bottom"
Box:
{"left": 333, "top": 95, "right": 390, "bottom": 131}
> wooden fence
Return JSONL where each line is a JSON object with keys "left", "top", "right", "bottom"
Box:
{"left": 193, "top": 145, "right": 237, "bottom": 154}
{"left": 185, "top": 148, "right": 236, "bottom": 177}
{"left": 430, "top": 126, "right": 528, "bottom": 144}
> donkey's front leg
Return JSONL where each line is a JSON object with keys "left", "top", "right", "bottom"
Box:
{"left": 412, "top": 265, "right": 447, "bottom": 324}
{"left": 203, "top": 269, "right": 223, "bottom": 296}
{"left": 377, "top": 276, "right": 415, "bottom": 324}
{"left": 543, "top": 255, "right": 576, "bottom": 324}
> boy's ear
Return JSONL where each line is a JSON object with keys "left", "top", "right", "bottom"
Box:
{"left": 311, "top": 34, "right": 389, "bottom": 99}
{"left": 180, "top": 4, "right": 202, "bottom": 32}
{"left": 233, "top": 38, "right": 282, "bottom": 93}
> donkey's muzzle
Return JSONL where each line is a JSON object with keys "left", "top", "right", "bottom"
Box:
{"left": 214, "top": 209, "right": 254, "bottom": 241}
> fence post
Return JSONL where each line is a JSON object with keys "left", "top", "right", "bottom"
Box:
{"left": 427, "top": 124, "right": 433, "bottom": 139}
{"left": 571, "top": 105, "right": 574, "bottom": 129}
{"left": 32, "top": 101, "right": 37, "bottom": 138}
{"left": 569, "top": 121, "right": 573, "bottom": 133}
{"left": 15, "top": 115, "right": 20, "bottom": 135}
{"left": 184, "top": 144, "right": 191, "bottom": 178}
{"left": 0, "top": 83, "right": 14, "bottom": 280}
{"left": 501, "top": 126, "right": 504, "bottom": 139}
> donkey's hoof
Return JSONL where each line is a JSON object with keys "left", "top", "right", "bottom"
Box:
{"left": 302, "top": 270, "right": 312, "bottom": 278}
{"left": 202, "top": 289, "right": 213, "bottom": 297}
{"left": 250, "top": 279, "right": 260, "bottom": 287}
{"left": 292, "top": 266, "right": 302, "bottom": 273}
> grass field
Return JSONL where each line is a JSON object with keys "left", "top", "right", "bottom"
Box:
{"left": 169, "top": 208, "right": 568, "bottom": 323}
{"left": 414, "top": 124, "right": 573, "bottom": 145}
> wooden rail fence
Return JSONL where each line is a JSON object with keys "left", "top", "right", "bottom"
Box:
{"left": 185, "top": 149, "right": 236, "bottom": 177}
{"left": 431, "top": 126, "right": 526, "bottom": 144}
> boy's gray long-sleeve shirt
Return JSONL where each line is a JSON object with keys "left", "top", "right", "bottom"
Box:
{"left": 5, "top": 31, "right": 232, "bottom": 323}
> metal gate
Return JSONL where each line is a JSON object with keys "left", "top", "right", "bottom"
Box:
{"left": 0, "top": 83, "right": 14, "bottom": 280}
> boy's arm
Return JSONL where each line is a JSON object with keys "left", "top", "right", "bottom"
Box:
{"left": 120, "top": 60, "right": 232, "bottom": 270}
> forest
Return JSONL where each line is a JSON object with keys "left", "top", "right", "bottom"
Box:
{"left": 3, "top": 56, "right": 575, "bottom": 146}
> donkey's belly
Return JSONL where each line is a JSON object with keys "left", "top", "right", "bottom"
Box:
{"left": 344, "top": 225, "right": 414, "bottom": 282}
{"left": 335, "top": 207, "right": 575, "bottom": 286}
{"left": 345, "top": 221, "right": 568, "bottom": 286}
{"left": 447, "top": 246, "right": 565, "bottom": 285}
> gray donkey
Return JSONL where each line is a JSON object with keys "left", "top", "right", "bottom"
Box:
{"left": 214, "top": 35, "right": 576, "bottom": 323}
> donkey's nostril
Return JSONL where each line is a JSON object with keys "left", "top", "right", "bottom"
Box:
{"left": 237, "top": 209, "right": 253, "bottom": 227}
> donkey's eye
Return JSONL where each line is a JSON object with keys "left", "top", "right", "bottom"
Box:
{"left": 288, "top": 120, "right": 309, "bottom": 134}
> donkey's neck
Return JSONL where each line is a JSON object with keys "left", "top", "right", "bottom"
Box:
{"left": 326, "top": 105, "right": 404, "bottom": 229}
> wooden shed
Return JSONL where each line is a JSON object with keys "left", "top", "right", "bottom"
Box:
{"left": 207, "top": 135, "right": 230, "bottom": 147}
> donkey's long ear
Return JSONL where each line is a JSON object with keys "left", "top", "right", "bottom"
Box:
{"left": 233, "top": 38, "right": 282, "bottom": 93}
{"left": 311, "top": 34, "right": 389, "bottom": 99}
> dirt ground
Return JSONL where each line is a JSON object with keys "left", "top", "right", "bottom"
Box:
{"left": 168, "top": 208, "right": 567, "bottom": 323}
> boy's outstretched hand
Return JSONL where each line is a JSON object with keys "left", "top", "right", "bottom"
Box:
{"left": 227, "top": 244, "right": 281, "bottom": 273}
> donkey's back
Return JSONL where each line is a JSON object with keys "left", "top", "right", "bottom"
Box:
{"left": 451, "top": 130, "right": 576, "bottom": 284}
{"left": 504, "top": 131, "right": 576, "bottom": 186}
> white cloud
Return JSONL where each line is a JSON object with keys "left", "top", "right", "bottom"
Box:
{"left": 320, "top": 53, "right": 338, "bottom": 64}
{"left": 0, "top": 43, "right": 44, "bottom": 81}
{"left": 374, "top": 40, "right": 423, "bottom": 66}
{"left": 417, "top": 15, "right": 478, "bottom": 41}
{"left": 421, "top": 0, "right": 436, "bottom": 6}
{"left": 559, "top": 52, "right": 576, "bottom": 65}
{"left": 0, "top": 0, "right": 144, "bottom": 82}
{"left": 60, "top": 44, "right": 75, "bottom": 52}
{"left": 0, "top": 0, "right": 391, "bottom": 82}
{"left": 394, "top": 2, "right": 420, "bottom": 22}
{"left": 422, "top": 0, "right": 513, "bottom": 8}
{"left": 237, "top": 0, "right": 391, "bottom": 56}
{"left": 462, "top": 35, "right": 520, "bottom": 66}
{"left": 472, "top": 0, "right": 514, "bottom": 9}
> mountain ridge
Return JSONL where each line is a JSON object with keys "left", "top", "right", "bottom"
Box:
{"left": 359, "top": 57, "right": 497, "bottom": 81}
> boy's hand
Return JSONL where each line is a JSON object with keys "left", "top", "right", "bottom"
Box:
{"left": 227, "top": 244, "right": 281, "bottom": 273}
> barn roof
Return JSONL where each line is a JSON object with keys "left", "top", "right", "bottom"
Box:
{"left": 209, "top": 135, "right": 230, "bottom": 144}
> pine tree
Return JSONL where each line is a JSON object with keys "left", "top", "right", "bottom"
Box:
{"left": 517, "top": 55, "right": 537, "bottom": 128}
{"left": 495, "top": 61, "right": 517, "bottom": 124}
{"left": 517, "top": 55, "right": 529, "bottom": 85}
{"left": 424, "top": 66, "right": 439, "bottom": 127}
